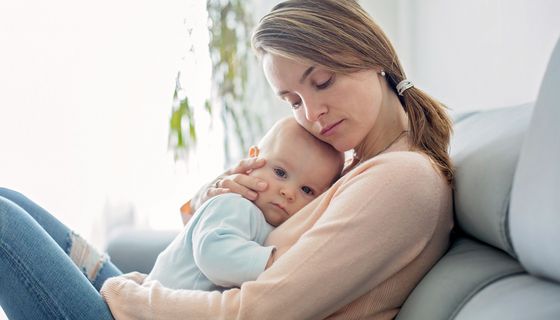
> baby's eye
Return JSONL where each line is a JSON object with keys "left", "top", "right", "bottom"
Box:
{"left": 274, "top": 168, "right": 287, "bottom": 178}
{"left": 301, "top": 186, "right": 315, "bottom": 196}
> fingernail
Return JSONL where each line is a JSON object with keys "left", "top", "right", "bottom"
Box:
{"left": 248, "top": 191, "right": 258, "bottom": 199}
{"left": 257, "top": 182, "right": 267, "bottom": 189}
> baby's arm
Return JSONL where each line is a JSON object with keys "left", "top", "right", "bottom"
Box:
{"left": 192, "top": 194, "right": 275, "bottom": 288}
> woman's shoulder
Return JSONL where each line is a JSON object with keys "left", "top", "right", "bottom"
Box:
{"left": 377, "top": 150, "right": 433, "bottom": 165}
{"left": 330, "top": 150, "right": 452, "bottom": 227}
{"left": 337, "top": 151, "right": 450, "bottom": 198}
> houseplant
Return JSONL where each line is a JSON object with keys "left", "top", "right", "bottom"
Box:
{"left": 169, "top": 0, "right": 264, "bottom": 163}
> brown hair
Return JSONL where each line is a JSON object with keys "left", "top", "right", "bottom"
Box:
{"left": 251, "top": 0, "right": 454, "bottom": 184}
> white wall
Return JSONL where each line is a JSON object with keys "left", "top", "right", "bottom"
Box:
{"left": 361, "top": 0, "right": 560, "bottom": 111}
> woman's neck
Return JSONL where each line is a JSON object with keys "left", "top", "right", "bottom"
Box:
{"left": 354, "top": 90, "right": 409, "bottom": 162}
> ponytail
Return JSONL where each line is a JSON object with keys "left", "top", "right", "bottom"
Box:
{"left": 401, "top": 87, "right": 454, "bottom": 184}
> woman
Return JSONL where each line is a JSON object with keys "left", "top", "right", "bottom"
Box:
{"left": 0, "top": 0, "right": 454, "bottom": 319}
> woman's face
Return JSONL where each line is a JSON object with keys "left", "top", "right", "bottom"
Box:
{"left": 262, "top": 53, "right": 384, "bottom": 152}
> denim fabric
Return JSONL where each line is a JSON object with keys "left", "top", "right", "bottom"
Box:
{"left": 0, "top": 188, "right": 121, "bottom": 319}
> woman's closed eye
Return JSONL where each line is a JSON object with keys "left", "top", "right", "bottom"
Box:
{"left": 285, "top": 74, "right": 335, "bottom": 110}
{"left": 290, "top": 100, "right": 302, "bottom": 110}
{"left": 315, "top": 74, "right": 334, "bottom": 90}
{"left": 283, "top": 94, "right": 302, "bottom": 110}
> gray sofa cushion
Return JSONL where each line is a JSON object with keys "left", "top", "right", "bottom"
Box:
{"left": 509, "top": 38, "right": 560, "bottom": 282}
{"left": 454, "top": 274, "right": 560, "bottom": 320}
{"left": 450, "top": 103, "right": 533, "bottom": 256}
{"left": 106, "top": 227, "right": 178, "bottom": 274}
{"left": 396, "top": 237, "right": 524, "bottom": 320}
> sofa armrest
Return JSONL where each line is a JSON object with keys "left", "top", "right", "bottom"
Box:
{"left": 105, "top": 227, "right": 179, "bottom": 274}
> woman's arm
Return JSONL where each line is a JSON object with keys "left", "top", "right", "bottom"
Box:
{"left": 102, "top": 153, "right": 451, "bottom": 320}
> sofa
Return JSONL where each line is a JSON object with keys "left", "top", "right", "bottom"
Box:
{"left": 106, "top": 37, "right": 560, "bottom": 319}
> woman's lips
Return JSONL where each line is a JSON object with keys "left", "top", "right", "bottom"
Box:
{"left": 320, "top": 120, "right": 343, "bottom": 136}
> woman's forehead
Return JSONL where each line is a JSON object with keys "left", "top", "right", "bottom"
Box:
{"left": 264, "top": 54, "right": 321, "bottom": 78}
{"left": 263, "top": 54, "right": 324, "bottom": 94}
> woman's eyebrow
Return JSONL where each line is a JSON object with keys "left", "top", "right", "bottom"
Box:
{"left": 299, "top": 66, "right": 315, "bottom": 84}
{"left": 277, "top": 66, "right": 316, "bottom": 96}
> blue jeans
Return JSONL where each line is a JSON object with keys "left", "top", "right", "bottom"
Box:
{"left": 0, "top": 187, "right": 122, "bottom": 319}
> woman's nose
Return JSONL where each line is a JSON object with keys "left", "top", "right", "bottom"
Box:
{"left": 280, "top": 188, "right": 295, "bottom": 202}
{"left": 301, "top": 96, "right": 327, "bottom": 122}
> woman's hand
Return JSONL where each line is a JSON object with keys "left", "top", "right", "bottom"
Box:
{"left": 190, "top": 157, "right": 268, "bottom": 213}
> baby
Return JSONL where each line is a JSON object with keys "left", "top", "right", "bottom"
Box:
{"left": 146, "top": 117, "right": 344, "bottom": 291}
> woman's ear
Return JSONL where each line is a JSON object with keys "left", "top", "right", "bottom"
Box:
{"left": 248, "top": 145, "right": 260, "bottom": 158}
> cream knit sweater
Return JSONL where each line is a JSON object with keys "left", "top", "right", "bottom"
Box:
{"left": 101, "top": 151, "right": 453, "bottom": 320}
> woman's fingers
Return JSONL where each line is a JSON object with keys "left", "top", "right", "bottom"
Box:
{"left": 228, "top": 157, "right": 266, "bottom": 175}
{"left": 218, "top": 157, "right": 268, "bottom": 201}
{"left": 189, "top": 157, "right": 268, "bottom": 213}
{"left": 217, "top": 173, "right": 267, "bottom": 201}
{"left": 204, "top": 187, "right": 231, "bottom": 200}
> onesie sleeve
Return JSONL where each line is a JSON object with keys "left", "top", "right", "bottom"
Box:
{"left": 101, "top": 154, "right": 451, "bottom": 320}
{"left": 191, "top": 194, "right": 275, "bottom": 288}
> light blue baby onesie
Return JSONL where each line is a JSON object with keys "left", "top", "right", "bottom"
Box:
{"left": 146, "top": 193, "right": 275, "bottom": 291}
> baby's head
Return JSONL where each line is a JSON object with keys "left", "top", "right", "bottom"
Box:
{"left": 248, "top": 117, "right": 344, "bottom": 226}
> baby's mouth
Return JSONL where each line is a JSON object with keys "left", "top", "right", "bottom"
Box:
{"left": 272, "top": 203, "right": 289, "bottom": 216}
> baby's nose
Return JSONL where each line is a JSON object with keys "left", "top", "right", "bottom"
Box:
{"left": 280, "top": 188, "right": 295, "bottom": 201}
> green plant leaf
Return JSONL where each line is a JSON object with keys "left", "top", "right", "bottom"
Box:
{"left": 169, "top": 0, "right": 263, "bottom": 162}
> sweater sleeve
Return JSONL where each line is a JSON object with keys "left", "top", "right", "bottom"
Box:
{"left": 101, "top": 153, "right": 449, "bottom": 320}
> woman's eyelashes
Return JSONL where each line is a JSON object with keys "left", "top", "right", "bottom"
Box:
{"left": 315, "top": 74, "right": 334, "bottom": 90}
{"left": 286, "top": 74, "right": 335, "bottom": 110}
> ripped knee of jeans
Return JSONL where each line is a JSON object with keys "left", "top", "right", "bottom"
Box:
{"left": 67, "top": 231, "right": 107, "bottom": 284}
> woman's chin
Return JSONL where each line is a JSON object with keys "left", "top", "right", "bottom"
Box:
{"left": 329, "top": 140, "right": 355, "bottom": 153}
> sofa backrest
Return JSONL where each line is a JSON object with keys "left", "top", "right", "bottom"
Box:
{"left": 452, "top": 103, "right": 532, "bottom": 256}
{"left": 509, "top": 36, "right": 560, "bottom": 283}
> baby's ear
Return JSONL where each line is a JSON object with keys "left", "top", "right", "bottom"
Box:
{"left": 248, "top": 145, "right": 260, "bottom": 158}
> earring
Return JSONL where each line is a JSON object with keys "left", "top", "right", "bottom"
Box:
{"left": 380, "top": 71, "right": 386, "bottom": 77}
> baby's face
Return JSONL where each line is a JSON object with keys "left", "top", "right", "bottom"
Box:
{"left": 250, "top": 136, "right": 341, "bottom": 227}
